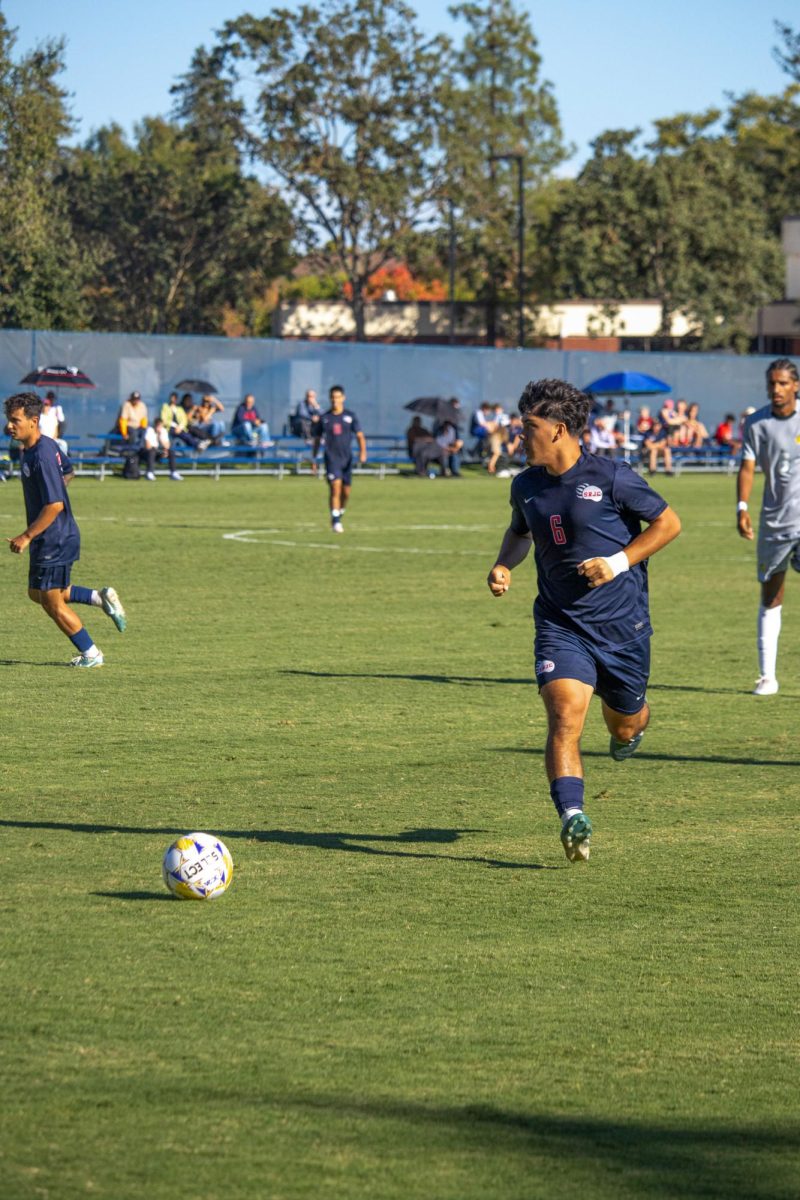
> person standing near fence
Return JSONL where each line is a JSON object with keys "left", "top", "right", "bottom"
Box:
{"left": 736, "top": 357, "right": 800, "bottom": 696}
{"left": 4, "top": 393, "right": 126, "bottom": 668}
{"left": 312, "top": 385, "right": 367, "bottom": 533}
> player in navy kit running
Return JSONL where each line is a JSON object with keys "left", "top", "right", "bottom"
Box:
{"left": 311, "top": 385, "right": 367, "bottom": 533}
{"left": 487, "top": 379, "right": 681, "bottom": 862}
{"left": 4, "top": 392, "right": 126, "bottom": 668}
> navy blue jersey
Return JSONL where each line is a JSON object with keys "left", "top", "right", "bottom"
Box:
{"left": 20, "top": 435, "right": 80, "bottom": 566}
{"left": 318, "top": 408, "right": 361, "bottom": 459}
{"left": 509, "top": 452, "right": 668, "bottom": 647}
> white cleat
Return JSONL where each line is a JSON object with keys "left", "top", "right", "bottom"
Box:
{"left": 752, "top": 676, "right": 779, "bottom": 696}
{"left": 68, "top": 651, "right": 104, "bottom": 668}
{"left": 100, "top": 586, "right": 126, "bottom": 632}
{"left": 145, "top": 471, "right": 156, "bottom": 481}
{"left": 170, "top": 471, "right": 183, "bottom": 481}
{"left": 332, "top": 521, "right": 344, "bottom": 534}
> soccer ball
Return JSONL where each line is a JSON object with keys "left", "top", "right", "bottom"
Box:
{"left": 162, "top": 832, "right": 233, "bottom": 900}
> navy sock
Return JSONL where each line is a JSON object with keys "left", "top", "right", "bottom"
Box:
{"left": 549, "top": 776, "right": 584, "bottom": 820}
{"left": 70, "top": 586, "right": 94, "bottom": 605}
{"left": 69, "top": 627, "right": 94, "bottom": 653}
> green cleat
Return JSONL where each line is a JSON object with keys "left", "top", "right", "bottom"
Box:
{"left": 100, "top": 586, "right": 126, "bottom": 632}
{"left": 610, "top": 730, "right": 644, "bottom": 761}
{"left": 560, "top": 812, "right": 592, "bottom": 863}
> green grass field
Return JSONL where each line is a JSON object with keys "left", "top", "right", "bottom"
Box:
{"left": 1, "top": 472, "right": 798, "bottom": 1200}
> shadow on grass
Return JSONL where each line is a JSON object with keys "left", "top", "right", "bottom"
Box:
{"left": 281, "top": 669, "right": 531, "bottom": 686}
{"left": 283, "top": 1094, "right": 800, "bottom": 1200}
{"left": 0, "top": 659, "right": 71, "bottom": 668}
{"left": 282, "top": 670, "right": 784, "bottom": 699}
{"left": 0, "top": 821, "right": 556, "bottom": 871}
{"left": 493, "top": 746, "right": 800, "bottom": 768}
{"left": 91, "top": 890, "right": 174, "bottom": 902}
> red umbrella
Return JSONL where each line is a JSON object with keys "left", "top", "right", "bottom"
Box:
{"left": 20, "top": 365, "right": 95, "bottom": 389}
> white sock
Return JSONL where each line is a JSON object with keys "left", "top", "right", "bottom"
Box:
{"left": 331, "top": 509, "right": 341, "bottom": 519}
{"left": 86, "top": 644, "right": 101, "bottom": 658}
{"left": 90, "top": 590, "right": 102, "bottom": 607}
{"left": 562, "top": 806, "right": 582, "bottom": 826}
{"left": 757, "top": 604, "right": 781, "bottom": 679}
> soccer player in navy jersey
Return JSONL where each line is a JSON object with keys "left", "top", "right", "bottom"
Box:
{"left": 4, "top": 393, "right": 126, "bottom": 669}
{"left": 311, "top": 385, "right": 367, "bottom": 533}
{"left": 487, "top": 379, "right": 681, "bottom": 863}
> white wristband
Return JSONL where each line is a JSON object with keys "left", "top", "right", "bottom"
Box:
{"left": 737, "top": 501, "right": 748, "bottom": 512}
{"left": 603, "top": 551, "right": 630, "bottom": 578}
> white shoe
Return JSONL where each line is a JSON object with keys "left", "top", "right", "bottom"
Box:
{"left": 170, "top": 471, "right": 183, "bottom": 481}
{"left": 145, "top": 471, "right": 156, "bottom": 481}
{"left": 68, "top": 650, "right": 104, "bottom": 668}
{"left": 752, "top": 676, "right": 779, "bottom": 696}
{"left": 332, "top": 521, "right": 344, "bottom": 534}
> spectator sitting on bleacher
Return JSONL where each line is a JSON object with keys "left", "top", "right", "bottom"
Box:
{"left": 141, "top": 418, "right": 183, "bottom": 483}
{"left": 683, "top": 402, "right": 709, "bottom": 449}
{"left": 715, "top": 413, "right": 740, "bottom": 455}
{"left": 292, "top": 389, "right": 322, "bottom": 439}
{"left": 643, "top": 417, "right": 674, "bottom": 475}
{"left": 636, "top": 405, "right": 654, "bottom": 436}
{"left": 668, "top": 399, "right": 690, "bottom": 446}
{"left": 38, "top": 392, "right": 67, "bottom": 454}
{"left": 117, "top": 391, "right": 148, "bottom": 444}
{"left": 505, "top": 412, "right": 524, "bottom": 462}
{"left": 435, "top": 420, "right": 463, "bottom": 477}
{"left": 470, "top": 402, "right": 497, "bottom": 458}
{"left": 486, "top": 404, "right": 509, "bottom": 474}
{"left": 162, "top": 392, "right": 204, "bottom": 450}
{"left": 185, "top": 394, "right": 224, "bottom": 446}
{"left": 589, "top": 414, "right": 618, "bottom": 458}
{"left": 406, "top": 416, "right": 432, "bottom": 458}
{"left": 232, "top": 394, "right": 272, "bottom": 450}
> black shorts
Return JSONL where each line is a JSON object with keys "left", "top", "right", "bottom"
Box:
{"left": 534, "top": 621, "right": 650, "bottom": 715}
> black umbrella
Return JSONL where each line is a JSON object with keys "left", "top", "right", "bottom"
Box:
{"left": 405, "top": 396, "right": 462, "bottom": 426}
{"left": 174, "top": 378, "right": 218, "bottom": 394}
{"left": 20, "top": 365, "right": 95, "bottom": 389}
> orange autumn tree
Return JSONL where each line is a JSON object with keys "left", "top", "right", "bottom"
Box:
{"left": 344, "top": 263, "right": 447, "bottom": 301}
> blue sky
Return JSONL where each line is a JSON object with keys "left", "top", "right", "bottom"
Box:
{"left": 7, "top": 1, "right": 793, "bottom": 172}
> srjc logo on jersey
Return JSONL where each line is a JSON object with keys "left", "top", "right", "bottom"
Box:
{"left": 536, "top": 659, "right": 555, "bottom": 674}
{"left": 576, "top": 483, "right": 603, "bottom": 502}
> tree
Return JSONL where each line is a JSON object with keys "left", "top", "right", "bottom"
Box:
{"left": 61, "top": 117, "right": 294, "bottom": 334}
{"left": 440, "top": 0, "right": 567, "bottom": 343}
{"left": 176, "top": 0, "right": 450, "bottom": 340}
{"left": 541, "top": 115, "right": 782, "bottom": 352}
{"left": 0, "top": 15, "right": 85, "bottom": 329}
{"left": 773, "top": 20, "right": 800, "bottom": 81}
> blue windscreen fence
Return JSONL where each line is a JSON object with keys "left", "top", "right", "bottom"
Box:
{"left": 0, "top": 328, "right": 780, "bottom": 443}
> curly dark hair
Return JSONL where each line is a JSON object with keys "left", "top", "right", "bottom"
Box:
{"left": 766, "top": 358, "right": 799, "bottom": 383}
{"left": 4, "top": 392, "right": 43, "bottom": 419}
{"left": 518, "top": 378, "right": 592, "bottom": 437}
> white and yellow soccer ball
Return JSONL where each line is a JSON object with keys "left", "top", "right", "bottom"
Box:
{"left": 162, "top": 833, "right": 233, "bottom": 900}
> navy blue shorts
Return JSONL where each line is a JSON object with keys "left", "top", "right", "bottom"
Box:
{"left": 324, "top": 455, "right": 352, "bottom": 485}
{"left": 28, "top": 561, "right": 73, "bottom": 592}
{"left": 534, "top": 622, "right": 650, "bottom": 715}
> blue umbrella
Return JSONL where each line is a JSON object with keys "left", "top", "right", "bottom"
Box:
{"left": 584, "top": 371, "right": 671, "bottom": 395}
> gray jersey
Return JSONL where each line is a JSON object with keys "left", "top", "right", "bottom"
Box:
{"left": 742, "top": 403, "right": 800, "bottom": 539}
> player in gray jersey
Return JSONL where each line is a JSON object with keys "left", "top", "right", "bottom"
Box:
{"left": 737, "top": 358, "right": 800, "bottom": 695}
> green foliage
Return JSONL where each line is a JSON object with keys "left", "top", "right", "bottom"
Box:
{"left": 191, "top": 0, "right": 451, "bottom": 339}
{"left": 60, "top": 117, "right": 295, "bottom": 335}
{"left": 540, "top": 114, "right": 784, "bottom": 352}
{"left": 1, "top": 475, "right": 799, "bottom": 1198}
{"left": 0, "top": 14, "right": 86, "bottom": 329}
{"left": 441, "top": 0, "right": 567, "bottom": 340}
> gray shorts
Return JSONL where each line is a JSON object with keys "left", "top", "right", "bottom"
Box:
{"left": 756, "top": 531, "right": 800, "bottom": 582}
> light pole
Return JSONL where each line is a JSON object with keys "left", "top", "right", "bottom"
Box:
{"left": 448, "top": 197, "right": 456, "bottom": 345}
{"left": 489, "top": 152, "right": 525, "bottom": 348}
